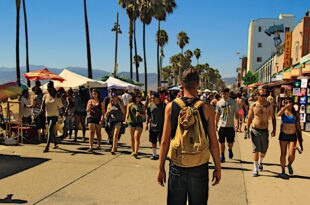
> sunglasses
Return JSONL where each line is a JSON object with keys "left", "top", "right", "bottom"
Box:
{"left": 285, "top": 101, "right": 292, "bottom": 104}
{"left": 258, "top": 94, "right": 268, "bottom": 97}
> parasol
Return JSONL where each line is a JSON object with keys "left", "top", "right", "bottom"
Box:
{"left": 24, "top": 68, "right": 65, "bottom": 82}
{"left": 0, "top": 82, "right": 23, "bottom": 101}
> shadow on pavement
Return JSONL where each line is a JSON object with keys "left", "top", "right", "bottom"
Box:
{"left": 58, "top": 148, "right": 104, "bottom": 156}
{"left": 0, "top": 194, "right": 27, "bottom": 204}
{"left": 264, "top": 170, "right": 310, "bottom": 180}
{"left": 232, "top": 159, "right": 280, "bottom": 167}
{"left": 209, "top": 165, "right": 251, "bottom": 172}
{"left": 0, "top": 154, "right": 49, "bottom": 180}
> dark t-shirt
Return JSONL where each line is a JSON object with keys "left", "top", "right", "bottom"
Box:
{"left": 171, "top": 97, "right": 208, "bottom": 139}
{"left": 147, "top": 102, "right": 165, "bottom": 132}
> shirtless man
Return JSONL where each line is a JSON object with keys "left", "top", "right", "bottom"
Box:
{"left": 247, "top": 88, "right": 276, "bottom": 177}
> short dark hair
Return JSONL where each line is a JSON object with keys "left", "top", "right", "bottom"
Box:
{"left": 222, "top": 88, "right": 230, "bottom": 93}
{"left": 181, "top": 68, "right": 199, "bottom": 90}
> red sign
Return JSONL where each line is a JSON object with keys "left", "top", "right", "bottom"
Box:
{"left": 284, "top": 32, "right": 292, "bottom": 68}
{"left": 302, "top": 17, "right": 310, "bottom": 57}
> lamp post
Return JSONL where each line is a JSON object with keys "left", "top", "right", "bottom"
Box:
{"left": 112, "top": 12, "right": 122, "bottom": 78}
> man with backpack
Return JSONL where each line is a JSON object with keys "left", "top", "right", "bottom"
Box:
{"left": 146, "top": 92, "right": 165, "bottom": 160}
{"left": 157, "top": 68, "right": 221, "bottom": 205}
{"left": 215, "top": 88, "right": 239, "bottom": 163}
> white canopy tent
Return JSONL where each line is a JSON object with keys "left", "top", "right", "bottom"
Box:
{"left": 42, "top": 69, "right": 107, "bottom": 90}
{"left": 105, "top": 76, "right": 140, "bottom": 90}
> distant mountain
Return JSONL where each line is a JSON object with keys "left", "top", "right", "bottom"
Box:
{"left": 223, "top": 77, "right": 235, "bottom": 86}
{"left": 0, "top": 65, "right": 158, "bottom": 90}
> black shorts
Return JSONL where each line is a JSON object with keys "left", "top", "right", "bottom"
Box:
{"left": 218, "top": 127, "right": 235, "bottom": 144}
{"left": 279, "top": 132, "right": 297, "bottom": 142}
{"left": 149, "top": 130, "right": 162, "bottom": 144}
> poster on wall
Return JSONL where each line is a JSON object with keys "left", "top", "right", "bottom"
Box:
{"left": 294, "top": 80, "right": 301, "bottom": 87}
{"left": 300, "top": 105, "right": 306, "bottom": 113}
{"left": 300, "top": 96, "right": 307, "bottom": 104}
{"left": 301, "top": 78, "right": 308, "bottom": 88}
{"left": 307, "top": 105, "right": 310, "bottom": 114}
{"left": 293, "top": 96, "right": 299, "bottom": 103}
{"left": 306, "top": 114, "right": 310, "bottom": 122}
{"left": 294, "top": 104, "right": 299, "bottom": 112}
{"left": 305, "top": 123, "right": 310, "bottom": 131}
{"left": 293, "top": 88, "right": 300, "bottom": 96}
{"left": 308, "top": 97, "right": 310, "bottom": 104}
{"left": 301, "top": 88, "right": 307, "bottom": 96}
{"left": 300, "top": 114, "right": 306, "bottom": 123}
{"left": 308, "top": 88, "right": 310, "bottom": 96}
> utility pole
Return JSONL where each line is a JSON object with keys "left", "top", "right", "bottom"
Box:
{"left": 112, "top": 12, "right": 121, "bottom": 78}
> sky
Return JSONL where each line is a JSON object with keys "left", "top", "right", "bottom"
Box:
{"left": 0, "top": 0, "right": 309, "bottom": 78}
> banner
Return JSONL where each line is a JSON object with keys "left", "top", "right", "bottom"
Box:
{"left": 284, "top": 32, "right": 292, "bottom": 68}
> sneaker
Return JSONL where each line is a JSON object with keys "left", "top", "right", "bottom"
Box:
{"left": 258, "top": 164, "right": 263, "bottom": 172}
{"left": 220, "top": 155, "right": 225, "bottom": 163}
{"left": 228, "top": 149, "right": 233, "bottom": 159}
{"left": 133, "top": 153, "right": 138, "bottom": 159}
{"left": 252, "top": 170, "right": 259, "bottom": 177}
{"left": 111, "top": 151, "right": 116, "bottom": 155}
{"left": 279, "top": 173, "right": 290, "bottom": 180}
{"left": 87, "top": 148, "right": 93, "bottom": 153}
{"left": 288, "top": 164, "right": 294, "bottom": 175}
{"left": 150, "top": 155, "right": 157, "bottom": 160}
{"left": 131, "top": 152, "right": 136, "bottom": 156}
{"left": 43, "top": 148, "right": 49, "bottom": 153}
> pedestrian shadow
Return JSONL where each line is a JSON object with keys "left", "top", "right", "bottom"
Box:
{"left": 0, "top": 154, "right": 49, "bottom": 180}
{"left": 0, "top": 194, "right": 27, "bottom": 204}
{"left": 209, "top": 165, "right": 251, "bottom": 172}
{"left": 231, "top": 159, "right": 280, "bottom": 167}
{"left": 264, "top": 170, "right": 310, "bottom": 180}
{"left": 56, "top": 148, "right": 104, "bottom": 156}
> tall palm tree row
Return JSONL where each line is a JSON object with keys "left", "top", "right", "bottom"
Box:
{"left": 22, "top": 0, "right": 30, "bottom": 87}
{"left": 16, "top": 0, "right": 21, "bottom": 86}
{"left": 176, "top": 31, "right": 189, "bottom": 82}
{"left": 156, "top": 29, "right": 168, "bottom": 88}
{"left": 133, "top": 54, "right": 143, "bottom": 79}
{"left": 83, "top": 0, "right": 93, "bottom": 79}
{"left": 194, "top": 48, "right": 201, "bottom": 65}
{"left": 153, "top": 0, "right": 176, "bottom": 88}
{"left": 139, "top": 0, "right": 154, "bottom": 95}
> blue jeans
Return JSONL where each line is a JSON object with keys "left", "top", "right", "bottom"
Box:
{"left": 168, "top": 163, "right": 209, "bottom": 205}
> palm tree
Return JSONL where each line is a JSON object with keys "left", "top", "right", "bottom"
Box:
{"left": 83, "top": 0, "right": 92, "bottom": 79}
{"left": 22, "top": 0, "right": 30, "bottom": 87}
{"left": 133, "top": 1, "right": 140, "bottom": 81}
{"left": 153, "top": 0, "right": 176, "bottom": 88}
{"left": 16, "top": 0, "right": 21, "bottom": 86}
{"left": 139, "top": 0, "right": 153, "bottom": 94}
{"left": 156, "top": 29, "right": 168, "bottom": 88}
{"left": 133, "top": 54, "right": 143, "bottom": 81}
{"left": 177, "top": 31, "right": 189, "bottom": 82}
{"left": 118, "top": 0, "right": 137, "bottom": 80}
{"left": 194, "top": 48, "right": 201, "bottom": 65}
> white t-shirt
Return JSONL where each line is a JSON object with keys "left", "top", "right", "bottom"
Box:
{"left": 122, "top": 93, "right": 131, "bottom": 106}
{"left": 20, "top": 96, "right": 32, "bottom": 118}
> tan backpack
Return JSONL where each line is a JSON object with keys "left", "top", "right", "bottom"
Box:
{"left": 168, "top": 98, "right": 210, "bottom": 167}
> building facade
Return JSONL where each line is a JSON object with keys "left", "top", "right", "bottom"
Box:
{"left": 247, "top": 14, "right": 295, "bottom": 73}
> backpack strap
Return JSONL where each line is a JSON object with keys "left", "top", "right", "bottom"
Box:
{"left": 174, "top": 98, "right": 186, "bottom": 108}
{"left": 193, "top": 100, "right": 205, "bottom": 110}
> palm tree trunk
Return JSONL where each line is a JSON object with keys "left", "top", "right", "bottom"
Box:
{"left": 143, "top": 22, "right": 147, "bottom": 96}
{"left": 133, "top": 19, "right": 139, "bottom": 82}
{"left": 157, "top": 20, "right": 160, "bottom": 89}
{"left": 83, "top": 0, "right": 92, "bottom": 79}
{"left": 22, "top": 0, "right": 30, "bottom": 87}
{"left": 129, "top": 18, "right": 133, "bottom": 80}
{"left": 16, "top": 0, "right": 21, "bottom": 86}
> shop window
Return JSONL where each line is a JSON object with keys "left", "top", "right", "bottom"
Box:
{"left": 295, "top": 42, "right": 299, "bottom": 61}
{"left": 258, "top": 42, "right": 262, "bottom": 48}
{"left": 285, "top": 27, "right": 290, "bottom": 32}
{"left": 258, "top": 26, "right": 262, "bottom": 32}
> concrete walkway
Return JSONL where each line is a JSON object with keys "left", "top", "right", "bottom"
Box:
{"left": 0, "top": 126, "right": 309, "bottom": 205}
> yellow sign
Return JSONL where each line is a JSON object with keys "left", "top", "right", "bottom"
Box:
{"left": 283, "top": 71, "right": 291, "bottom": 80}
{"left": 291, "top": 68, "right": 301, "bottom": 77}
{"left": 284, "top": 32, "right": 292, "bottom": 68}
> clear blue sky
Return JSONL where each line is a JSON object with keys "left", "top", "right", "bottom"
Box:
{"left": 0, "top": 0, "right": 309, "bottom": 78}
